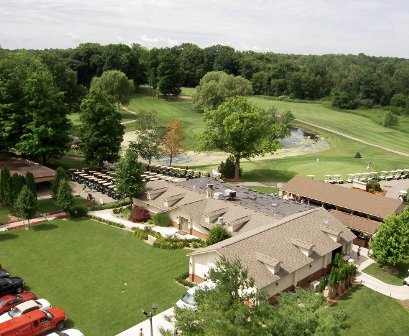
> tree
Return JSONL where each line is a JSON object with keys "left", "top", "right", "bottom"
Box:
{"left": 90, "top": 70, "right": 135, "bottom": 107}
{"left": 178, "top": 43, "right": 205, "bottom": 87}
{"left": 206, "top": 225, "right": 232, "bottom": 245}
{"left": 172, "top": 257, "right": 272, "bottom": 336}
{"left": 162, "top": 119, "right": 186, "bottom": 166}
{"left": 382, "top": 111, "right": 399, "bottom": 127}
{"left": 201, "top": 97, "right": 293, "bottom": 179}
{"left": 192, "top": 71, "right": 253, "bottom": 111}
{"left": 371, "top": 210, "right": 409, "bottom": 266}
{"left": 25, "top": 172, "right": 37, "bottom": 199}
{"left": 56, "top": 179, "right": 73, "bottom": 212}
{"left": 116, "top": 148, "right": 145, "bottom": 202}
{"left": 157, "top": 51, "right": 182, "bottom": 96}
{"left": 79, "top": 87, "right": 124, "bottom": 166}
{"left": 0, "top": 167, "right": 11, "bottom": 205}
{"left": 52, "top": 167, "right": 68, "bottom": 199}
{"left": 11, "top": 173, "right": 25, "bottom": 205}
{"left": 270, "top": 288, "right": 347, "bottom": 336}
{"left": 14, "top": 185, "right": 38, "bottom": 227}
{"left": 129, "top": 111, "right": 163, "bottom": 164}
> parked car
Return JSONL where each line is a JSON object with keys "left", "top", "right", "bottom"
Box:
{"left": 0, "top": 292, "right": 37, "bottom": 315}
{"left": 176, "top": 281, "right": 215, "bottom": 311}
{"left": 47, "top": 329, "right": 84, "bottom": 336}
{"left": 404, "top": 276, "right": 409, "bottom": 285}
{"left": 0, "top": 277, "right": 24, "bottom": 296}
{"left": 0, "top": 298, "right": 51, "bottom": 323}
{"left": 0, "top": 269, "right": 10, "bottom": 279}
{"left": 0, "top": 307, "right": 66, "bottom": 336}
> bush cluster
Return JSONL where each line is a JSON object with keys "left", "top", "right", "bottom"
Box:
{"left": 129, "top": 205, "right": 151, "bottom": 223}
{"left": 366, "top": 180, "right": 382, "bottom": 193}
{"left": 88, "top": 215, "right": 125, "bottom": 228}
{"left": 69, "top": 205, "right": 88, "bottom": 218}
{"left": 218, "top": 155, "right": 242, "bottom": 179}
{"left": 175, "top": 272, "right": 195, "bottom": 288}
{"left": 153, "top": 213, "right": 171, "bottom": 227}
{"left": 88, "top": 199, "right": 131, "bottom": 211}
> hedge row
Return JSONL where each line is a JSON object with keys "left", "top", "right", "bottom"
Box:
{"left": 88, "top": 199, "right": 132, "bottom": 211}
{"left": 89, "top": 215, "right": 125, "bottom": 228}
{"left": 175, "top": 272, "right": 195, "bottom": 288}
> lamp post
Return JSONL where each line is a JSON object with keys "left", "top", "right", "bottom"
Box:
{"left": 142, "top": 304, "right": 158, "bottom": 336}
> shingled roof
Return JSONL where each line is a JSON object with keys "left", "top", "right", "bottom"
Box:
{"left": 329, "top": 210, "right": 380, "bottom": 235}
{"left": 282, "top": 176, "right": 405, "bottom": 220}
{"left": 190, "top": 208, "right": 356, "bottom": 289}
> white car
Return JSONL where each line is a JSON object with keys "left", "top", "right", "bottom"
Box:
{"left": 47, "top": 329, "right": 84, "bottom": 336}
{"left": 0, "top": 298, "right": 51, "bottom": 323}
{"left": 176, "top": 281, "right": 215, "bottom": 311}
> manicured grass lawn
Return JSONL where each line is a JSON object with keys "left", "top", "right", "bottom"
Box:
{"left": 245, "top": 186, "right": 279, "bottom": 195}
{"left": 37, "top": 196, "right": 89, "bottom": 213}
{"left": 250, "top": 96, "right": 409, "bottom": 154}
{"left": 128, "top": 90, "right": 203, "bottom": 150}
{"left": 0, "top": 207, "right": 11, "bottom": 223}
{"left": 363, "top": 259, "right": 409, "bottom": 286}
{"left": 0, "top": 219, "right": 188, "bottom": 336}
{"left": 330, "top": 285, "right": 409, "bottom": 336}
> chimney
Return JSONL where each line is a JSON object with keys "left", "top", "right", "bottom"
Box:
{"left": 206, "top": 183, "right": 214, "bottom": 198}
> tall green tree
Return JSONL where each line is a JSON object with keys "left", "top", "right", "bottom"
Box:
{"left": 192, "top": 71, "right": 253, "bottom": 111}
{"left": 172, "top": 257, "right": 272, "bottom": 336}
{"left": 52, "top": 167, "right": 68, "bottom": 199}
{"left": 11, "top": 173, "right": 25, "bottom": 205}
{"left": 0, "top": 167, "right": 11, "bottom": 205}
{"left": 56, "top": 179, "right": 73, "bottom": 212}
{"left": 25, "top": 172, "right": 37, "bottom": 199}
{"left": 200, "top": 96, "right": 293, "bottom": 178}
{"left": 116, "top": 148, "right": 145, "bottom": 202}
{"left": 90, "top": 70, "right": 135, "bottom": 107}
{"left": 14, "top": 185, "right": 38, "bottom": 227}
{"left": 157, "top": 50, "right": 182, "bottom": 96}
{"left": 129, "top": 111, "right": 163, "bottom": 164}
{"left": 79, "top": 87, "right": 124, "bottom": 166}
{"left": 371, "top": 209, "right": 409, "bottom": 266}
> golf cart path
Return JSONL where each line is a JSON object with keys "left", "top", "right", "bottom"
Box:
{"left": 296, "top": 119, "right": 409, "bottom": 157}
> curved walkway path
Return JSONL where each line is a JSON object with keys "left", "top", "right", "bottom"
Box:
{"left": 296, "top": 119, "right": 409, "bottom": 157}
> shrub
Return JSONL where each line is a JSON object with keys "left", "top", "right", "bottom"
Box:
{"left": 112, "top": 207, "right": 122, "bottom": 214}
{"left": 153, "top": 213, "right": 171, "bottom": 227}
{"left": 88, "top": 215, "right": 125, "bottom": 228}
{"left": 206, "top": 225, "right": 232, "bottom": 246}
{"left": 175, "top": 272, "right": 195, "bottom": 288}
{"left": 382, "top": 110, "right": 399, "bottom": 127}
{"left": 191, "top": 240, "right": 207, "bottom": 248}
{"left": 153, "top": 239, "right": 188, "bottom": 249}
{"left": 69, "top": 205, "right": 88, "bottom": 218}
{"left": 366, "top": 180, "right": 382, "bottom": 192}
{"left": 88, "top": 199, "right": 131, "bottom": 211}
{"left": 218, "top": 155, "right": 242, "bottom": 179}
{"left": 354, "top": 152, "right": 362, "bottom": 159}
{"left": 133, "top": 227, "right": 162, "bottom": 240}
{"left": 129, "top": 205, "right": 151, "bottom": 223}
{"left": 319, "top": 276, "right": 327, "bottom": 292}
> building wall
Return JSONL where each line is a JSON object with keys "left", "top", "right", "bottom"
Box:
{"left": 189, "top": 252, "right": 219, "bottom": 282}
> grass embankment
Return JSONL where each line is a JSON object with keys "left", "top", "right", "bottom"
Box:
{"left": 330, "top": 286, "right": 409, "bottom": 336}
{"left": 245, "top": 186, "right": 279, "bottom": 195}
{"left": 250, "top": 96, "right": 409, "bottom": 154}
{"left": 0, "top": 219, "right": 188, "bottom": 336}
{"left": 0, "top": 207, "right": 10, "bottom": 223}
{"left": 363, "top": 259, "right": 409, "bottom": 286}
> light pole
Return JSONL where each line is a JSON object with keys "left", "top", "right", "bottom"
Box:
{"left": 142, "top": 303, "right": 158, "bottom": 336}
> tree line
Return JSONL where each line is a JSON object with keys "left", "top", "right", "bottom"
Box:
{"left": 3, "top": 43, "right": 409, "bottom": 112}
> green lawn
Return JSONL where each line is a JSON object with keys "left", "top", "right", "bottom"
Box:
{"left": 363, "top": 259, "right": 409, "bottom": 285}
{"left": 128, "top": 90, "right": 203, "bottom": 150}
{"left": 330, "top": 286, "right": 409, "bottom": 336}
{"left": 250, "top": 96, "right": 409, "bottom": 154}
{"left": 37, "top": 196, "right": 90, "bottom": 213}
{"left": 0, "top": 219, "right": 188, "bottom": 336}
{"left": 0, "top": 207, "right": 11, "bottom": 223}
{"left": 245, "top": 186, "right": 279, "bottom": 195}
{"left": 180, "top": 87, "right": 196, "bottom": 96}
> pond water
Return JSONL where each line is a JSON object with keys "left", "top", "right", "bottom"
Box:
{"left": 280, "top": 128, "right": 319, "bottom": 149}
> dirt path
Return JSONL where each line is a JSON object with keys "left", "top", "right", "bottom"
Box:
{"left": 296, "top": 119, "right": 409, "bottom": 157}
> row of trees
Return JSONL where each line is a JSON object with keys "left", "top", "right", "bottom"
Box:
{"left": 166, "top": 257, "right": 347, "bottom": 336}
{"left": 4, "top": 43, "right": 409, "bottom": 109}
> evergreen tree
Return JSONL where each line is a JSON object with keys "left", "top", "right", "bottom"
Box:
{"left": 25, "top": 172, "right": 37, "bottom": 199}
{"left": 14, "top": 185, "right": 38, "bottom": 227}
{"left": 0, "top": 166, "right": 11, "bottom": 205}
{"left": 56, "top": 179, "right": 73, "bottom": 212}
{"left": 11, "top": 173, "right": 25, "bottom": 205}
{"left": 52, "top": 167, "right": 68, "bottom": 199}
{"left": 157, "top": 51, "right": 182, "bottom": 96}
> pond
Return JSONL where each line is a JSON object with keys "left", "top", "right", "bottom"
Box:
{"left": 280, "top": 128, "right": 319, "bottom": 149}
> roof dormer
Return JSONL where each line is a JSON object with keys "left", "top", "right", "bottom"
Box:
{"left": 291, "top": 238, "right": 315, "bottom": 257}
{"left": 147, "top": 187, "right": 168, "bottom": 200}
{"left": 164, "top": 193, "right": 185, "bottom": 208}
{"left": 256, "top": 253, "right": 281, "bottom": 275}
{"left": 321, "top": 225, "right": 342, "bottom": 242}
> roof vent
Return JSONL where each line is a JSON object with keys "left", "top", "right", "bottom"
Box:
{"left": 224, "top": 189, "right": 236, "bottom": 200}
{"left": 217, "top": 216, "right": 224, "bottom": 225}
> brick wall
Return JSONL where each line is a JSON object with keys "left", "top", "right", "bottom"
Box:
{"left": 188, "top": 273, "right": 205, "bottom": 283}
{"left": 297, "top": 268, "right": 325, "bottom": 288}
{"left": 190, "top": 229, "right": 208, "bottom": 240}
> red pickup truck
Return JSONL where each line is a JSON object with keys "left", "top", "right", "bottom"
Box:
{"left": 0, "top": 307, "right": 66, "bottom": 336}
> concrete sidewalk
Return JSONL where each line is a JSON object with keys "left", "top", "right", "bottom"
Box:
{"left": 0, "top": 213, "right": 66, "bottom": 231}
{"left": 357, "top": 273, "right": 409, "bottom": 300}
{"left": 116, "top": 308, "right": 175, "bottom": 336}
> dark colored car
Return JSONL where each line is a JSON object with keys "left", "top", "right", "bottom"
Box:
{"left": 0, "top": 277, "right": 25, "bottom": 297}
{"left": 0, "top": 292, "right": 37, "bottom": 315}
{"left": 0, "top": 269, "right": 10, "bottom": 279}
